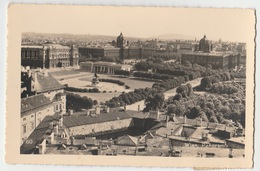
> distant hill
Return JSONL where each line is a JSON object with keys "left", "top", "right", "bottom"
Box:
{"left": 22, "top": 32, "right": 142, "bottom": 42}
{"left": 149, "top": 33, "right": 195, "bottom": 41}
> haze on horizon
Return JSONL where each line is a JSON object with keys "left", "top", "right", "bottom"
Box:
{"left": 18, "top": 6, "right": 254, "bottom": 43}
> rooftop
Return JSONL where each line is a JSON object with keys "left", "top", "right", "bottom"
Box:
{"left": 34, "top": 72, "right": 64, "bottom": 92}
{"left": 63, "top": 110, "right": 132, "bottom": 128}
{"left": 182, "top": 51, "right": 235, "bottom": 57}
{"left": 226, "top": 136, "right": 245, "bottom": 145}
{"left": 21, "top": 45, "right": 43, "bottom": 49}
{"left": 21, "top": 94, "right": 52, "bottom": 115}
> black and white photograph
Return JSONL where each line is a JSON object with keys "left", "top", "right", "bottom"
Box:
{"left": 5, "top": 4, "right": 255, "bottom": 168}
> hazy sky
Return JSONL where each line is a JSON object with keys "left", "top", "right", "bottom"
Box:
{"left": 15, "top": 5, "right": 255, "bottom": 42}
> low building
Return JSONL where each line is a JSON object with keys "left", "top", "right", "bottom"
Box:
{"left": 63, "top": 109, "right": 133, "bottom": 136}
{"left": 80, "top": 61, "right": 132, "bottom": 74}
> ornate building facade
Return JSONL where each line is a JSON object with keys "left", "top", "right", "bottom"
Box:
{"left": 21, "top": 44, "right": 79, "bottom": 69}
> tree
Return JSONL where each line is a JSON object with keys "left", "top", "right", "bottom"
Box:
{"left": 176, "top": 85, "right": 188, "bottom": 97}
{"left": 143, "top": 93, "right": 165, "bottom": 112}
{"left": 186, "top": 83, "right": 193, "bottom": 96}
{"left": 200, "top": 77, "right": 211, "bottom": 90}
{"left": 187, "top": 106, "right": 201, "bottom": 119}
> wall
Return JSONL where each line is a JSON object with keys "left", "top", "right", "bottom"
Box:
{"left": 21, "top": 47, "right": 44, "bottom": 68}
{"left": 170, "top": 138, "right": 187, "bottom": 147}
{"left": 68, "top": 118, "right": 132, "bottom": 136}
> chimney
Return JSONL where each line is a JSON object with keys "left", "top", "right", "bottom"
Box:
{"left": 106, "top": 106, "right": 110, "bottom": 113}
{"left": 69, "top": 109, "right": 73, "bottom": 115}
{"left": 173, "top": 114, "right": 176, "bottom": 122}
{"left": 166, "top": 115, "right": 169, "bottom": 128}
{"left": 124, "top": 105, "right": 127, "bottom": 111}
{"left": 95, "top": 106, "right": 100, "bottom": 115}
{"left": 200, "top": 117, "right": 203, "bottom": 127}
{"left": 59, "top": 115, "right": 63, "bottom": 128}
{"left": 86, "top": 110, "right": 90, "bottom": 116}
{"left": 32, "top": 72, "right": 38, "bottom": 82}
{"left": 184, "top": 115, "right": 187, "bottom": 124}
{"left": 54, "top": 125, "right": 59, "bottom": 134}
{"left": 138, "top": 105, "right": 140, "bottom": 113}
{"left": 44, "top": 69, "right": 48, "bottom": 77}
{"left": 49, "top": 122, "right": 54, "bottom": 129}
{"left": 156, "top": 110, "right": 160, "bottom": 120}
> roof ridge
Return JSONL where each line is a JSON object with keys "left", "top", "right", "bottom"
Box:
{"left": 21, "top": 93, "right": 45, "bottom": 100}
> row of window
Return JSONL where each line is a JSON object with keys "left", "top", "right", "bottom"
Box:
{"left": 22, "top": 118, "right": 41, "bottom": 134}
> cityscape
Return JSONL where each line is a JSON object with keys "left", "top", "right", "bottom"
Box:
{"left": 20, "top": 31, "right": 246, "bottom": 158}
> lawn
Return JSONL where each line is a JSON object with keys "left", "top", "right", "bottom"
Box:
{"left": 58, "top": 72, "right": 155, "bottom": 103}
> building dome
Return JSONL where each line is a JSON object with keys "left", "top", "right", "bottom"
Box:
{"left": 199, "top": 35, "right": 210, "bottom": 52}
{"left": 116, "top": 32, "right": 125, "bottom": 48}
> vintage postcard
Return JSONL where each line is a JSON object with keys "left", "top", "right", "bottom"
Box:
{"left": 5, "top": 4, "right": 255, "bottom": 168}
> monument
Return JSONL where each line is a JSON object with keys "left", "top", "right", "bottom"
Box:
{"left": 91, "top": 72, "right": 100, "bottom": 87}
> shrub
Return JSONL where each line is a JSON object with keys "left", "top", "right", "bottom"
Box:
{"left": 125, "top": 85, "right": 130, "bottom": 89}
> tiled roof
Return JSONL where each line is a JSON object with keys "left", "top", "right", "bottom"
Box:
{"left": 63, "top": 111, "right": 132, "bottom": 128}
{"left": 35, "top": 72, "right": 64, "bottom": 92}
{"left": 21, "top": 94, "right": 52, "bottom": 114}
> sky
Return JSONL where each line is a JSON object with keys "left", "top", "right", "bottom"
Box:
{"left": 12, "top": 5, "right": 255, "bottom": 43}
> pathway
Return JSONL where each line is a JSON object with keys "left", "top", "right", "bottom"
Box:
{"left": 123, "top": 78, "right": 202, "bottom": 111}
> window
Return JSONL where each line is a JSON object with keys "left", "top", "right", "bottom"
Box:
{"left": 31, "top": 115, "right": 34, "bottom": 118}
{"left": 30, "top": 122, "right": 34, "bottom": 130}
{"left": 22, "top": 125, "right": 26, "bottom": 134}
{"left": 56, "top": 105, "right": 59, "bottom": 111}
{"left": 23, "top": 117, "right": 26, "bottom": 121}
{"left": 37, "top": 118, "right": 41, "bottom": 123}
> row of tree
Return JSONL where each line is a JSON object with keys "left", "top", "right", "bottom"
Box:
{"left": 134, "top": 59, "right": 223, "bottom": 78}
{"left": 133, "top": 71, "right": 174, "bottom": 80}
{"left": 99, "top": 78, "right": 126, "bottom": 86}
{"left": 106, "top": 88, "right": 157, "bottom": 108}
{"left": 114, "top": 70, "right": 131, "bottom": 76}
{"left": 65, "top": 87, "right": 100, "bottom": 93}
{"left": 66, "top": 93, "right": 94, "bottom": 111}
{"left": 197, "top": 72, "right": 232, "bottom": 90}
{"left": 207, "top": 82, "right": 244, "bottom": 95}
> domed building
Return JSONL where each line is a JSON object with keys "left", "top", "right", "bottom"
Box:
{"left": 116, "top": 32, "right": 125, "bottom": 48}
{"left": 198, "top": 35, "right": 210, "bottom": 52}
{"left": 181, "top": 35, "right": 240, "bottom": 69}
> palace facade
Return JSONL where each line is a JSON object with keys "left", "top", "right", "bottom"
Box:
{"left": 21, "top": 44, "right": 79, "bottom": 69}
{"left": 181, "top": 35, "right": 240, "bottom": 69}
